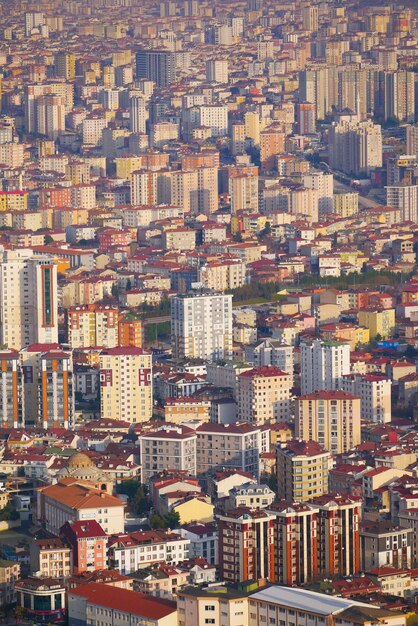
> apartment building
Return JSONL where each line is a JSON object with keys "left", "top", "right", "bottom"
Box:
{"left": 267, "top": 501, "right": 318, "bottom": 585}
{"left": 195, "top": 422, "right": 262, "bottom": 479}
{"left": 99, "top": 347, "right": 152, "bottom": 423}
{"left": 217, "top": 508, "right": 275, "bottom": 583}
{"left": 342, "top": 373, "right": 392, "bottom": 424}
{"left": 67, "top": 305, "right": 119, "bottom": 349}
{"left": 108, "top": 530, "right": 190, "bottom": 574}
{"left": 138, "top": 425, "right": 197, "bottom": 483}
{"left": 29, "top": 538, "right": 72, "bottom": 579}
{"left": 276, "top": 440, "right": 331, "bottom": 501}
{"left": 295, "top": 390, "right": 361, "bottom": 453}
{"left": 300, "top": 339, "right": 350, "bottom": 395}
{"left": 37, "top": 480, "right": 126, "bottom": 536}
{"left": 171, "top": 292, "right": 233, "bottom": 362}
{"left": 310, "top": 494, "right": 362, "bottom": 578}
{"left": 0, "top": 249, "right": 58, "bottom": 350}
{"left": 237, "top": 366, "right": 292, "bottom": 424}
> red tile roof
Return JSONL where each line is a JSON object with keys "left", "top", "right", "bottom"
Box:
{"left": 69, "top": 582, "right": 176, "bottom": 619}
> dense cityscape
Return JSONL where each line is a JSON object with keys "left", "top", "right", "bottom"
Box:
{"left": 0, "top": 1, "right": 416, "bottom": 626}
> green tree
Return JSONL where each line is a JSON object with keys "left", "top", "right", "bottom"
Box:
{"left": 164, "top": 510, "right": 180, "bottom": 529}
{"left": 149, "top": 513, "right": 167, "bottom": 529}
{"left": 131, "top": 485, "right": 149, "bottom": 516}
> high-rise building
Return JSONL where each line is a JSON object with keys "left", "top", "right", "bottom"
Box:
{"left": 129, "top": 94, "right": 146, "bottom": 135}
{"left": 231, "top": 123, "right": 246, "bottom": 156}
{"left": 386, "top": 184, "right": 418, "bottom": 223}
{"left": 297, "top": 102, "right": 316, "bottom": 135}
{"left": 342, "top": 373, "right": 392, "bottom": 424}
{"left": 38, "top": 348, "right": 74, "bottom": 430}
{"left": 54, "top": 52, "right": 75, "bottom": 80}
{"left": 268, "top": 501, "right": 318, "bottom": 586}
{"left": 136, "top": 50, "right": 190, "bottom": 87}
{"left": 20, "top": 344, "right": 73, "bottom": 429}
{"left": 276, "top": 440, "right": 331, "bottom": 502}
{"left": 311, "top": 494, "right": 362, "bottom": 578}
{"left": 0, "top": 250, "right": 58, "bottom": 350}
{"left": 171, "top": 292, "right": 233, "bottom": 361}
{"left": 237, "top": 366, "right": 292, "bottom": 424}
{"left": 303, "top": 172, "right": 333, "bottom": 214}
{"left": 260, "top": 126, "right": 285, "bottom": 171}
{"left": 329, "top": 118, "right": 382, "bottom": 176}
{"left": 383, "top": 71, "right": 415, "bottom": 123}
{"left": 333, "top": 191, "right": 359, "bottom": 217}
{"left": 67, "top": 304, "right": 119, "bottom": 349}
{"left": 196, "top": 422, "right": 261, "bottom": 478}
{"left": 0, "top": 349, "right": 23, "bottom": 428}
{"left": 299, "top": 67, "right": 329, "bottom": 121}
{"left": 36, "top": 94, "right": 66, "bottom": 140}
{"left": 406, "top": 125, "right": 418, "bottom": 156}
{"left": 217, "top": 508, "right": 275, "bottom": 583}
{"left": 295, "top": 390, "right": 361, "bottom": 454}
{"left": 229, "top": 174, "right": 259, "bottom": 213}
{"left": 301, "top": 5, "right": 318, "bottom": 32}
{"left": 99, "top": 347, "right": 152, "bottom": 423}
{"left": 300, "top": 339, "right": 350, "bottom": 395}
{"left": 205, "top": 60, "right": 228, "bottom": 84}
{"left": 25, "top": 12, "right": 44, "bottom": 36}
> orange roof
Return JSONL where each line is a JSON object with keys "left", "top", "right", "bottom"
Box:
{"left": 38, "top": 479, "right": 125, "bottom": 510}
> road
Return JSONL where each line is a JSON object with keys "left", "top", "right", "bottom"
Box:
{"left": 333, "top": 179, "right": 382, "bottom": 209}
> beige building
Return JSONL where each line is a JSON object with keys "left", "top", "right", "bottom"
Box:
{"left": 229, "top": 175, "right": 258, "bottom": 213}
{"left": 162, "top": 228, "right": 196, "bottom": 251}
{"left": 30, "top": 538, "right": 72, "bottom": 579}
{"left": 99, "top": 347, "right": 152, "bottom": 423}
{"left": 37, "top": 480, "right": 125, "bottom": 535}
{"left": 0, "top": 559, "right": 20, "bottom": 606}
{"left": 67, "top": 304, "right": 119, "bottom": 349}
{"left": 198, "top": 259, "right": 246, "bottom": 291}
{"left": 138, "top": 424, "right": 197, "bottom": 483}
{"left": 276, "top": 440, "right": 331, "bottom": 501}
{"left": 295, "top": 390, "right": 361, "bottom": 454}
{"left": 333, "top": 191, "right": 359, "bottom": 217}
{"left": 68, "top": 583, "right": 177, "bottom": 626}
{"left": 237, "top": 366, "right": 292, "bottom": 424}
{"left": 341, "top": 373, "right": 391, "bottom": 424}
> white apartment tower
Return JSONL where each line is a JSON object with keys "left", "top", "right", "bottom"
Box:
{"left": 205, "top": 60, "right": 228, "bottom": 84}
{"left": 129, "top": 94, "right": 146, "bottom": 135}
{"left": 300, "top": 339, "right": 351, "bottom": 395}
{"left": 303, "top": 172, "right": 334, "bottom": 215}
{"left": 171, "top": 292, "right": 233, "bottom": 361}
{"left": 0, "top": 249, "right": 58, "bottom": 350}
{"left": 386, "top": 184, "right": 418, "bottom": 223}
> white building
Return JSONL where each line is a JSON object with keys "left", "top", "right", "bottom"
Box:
{"left": 108, "top": 531, "right": 190, "bottom": 574}
{"left": 205, "top": 60, "right": 228, "bottom": 84}
{"left": 303, "top": 172, "right": 334, "bottom": 214}
{"left": 171, "top": 292, "right": 233, "bottom": 361}
{"left": 300, "top": 339, "right": 350, "bottom": 394}
{"left": 0, "top": 249, "right": 58, "bottom": 350}
{"left": 386, "top": 184, "right": 418, "bottom": 223}
{"left": 138, "top": 424, "right": 197, "bottom": 483}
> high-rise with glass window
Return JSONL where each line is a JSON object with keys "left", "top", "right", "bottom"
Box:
{"left": 0, "top": 249, "right": 58, "bottom": 350}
